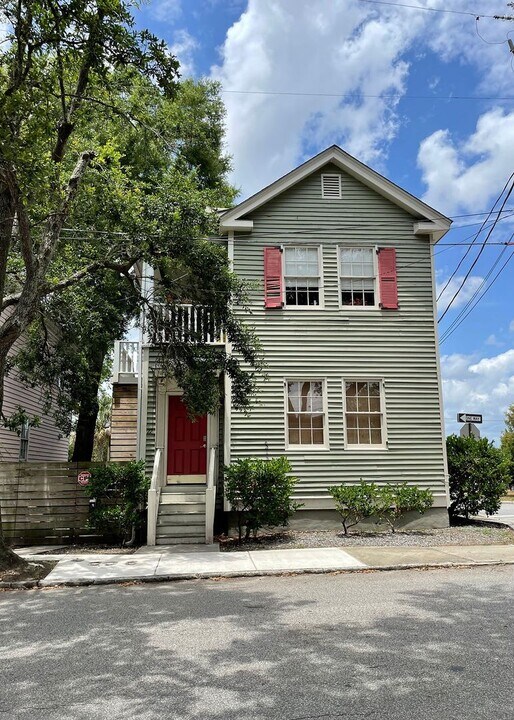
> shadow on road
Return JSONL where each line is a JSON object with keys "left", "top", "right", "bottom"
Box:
{"left": 0, "top": 567, "right": 513, "bottom": 719}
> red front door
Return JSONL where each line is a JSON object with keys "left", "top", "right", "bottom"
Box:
{"left": 166, "top": 395, "right": 207, "bottom": 478}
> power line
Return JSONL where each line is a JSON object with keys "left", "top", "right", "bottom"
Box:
{"left": 221, "top": 89, "right": 514, "bottom": 102}
{"left": 440, "top": 247, "right": 514, "bottom": 345}
{"left": 438, "top": 178, "right": 514, "bottom": 321}
{"left": 439, "top": 241, "right": 511, "bottom": 342}
{"left": 358, "top": 0, "right": 498, "bottom": 19}
{"left": 436, "top": 174, "right": 514, "bottom": 310}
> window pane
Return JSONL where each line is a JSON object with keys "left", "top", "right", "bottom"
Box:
{"left": 346, "top": 413, "right": 357, "bottom": 429}
{"left": 289, "top": 429, "right": 300, "bottom": 444}
{"left": 358, "top": 427, "right": 371, "bottom": 444}
{"left": 346, "top": 396, "right": 357, "bottom": 412}
{"left": 347, "top": 428, "right": 358, "bottom": 444}
{"left": 370, "top": 414, "right": 382, "bottom": 429}
{"left": 312, "top": 429, "right": 324, "bottom": 445}
{"left": 301, "top": 429, "right": 312, "bottom": 444}
{"left": 300, "top": 414, "right": 312, "bottom": 429}
{"left": 288, "top": 413, "right": 300, "bottom": 429}
{"left": 370, "top": 429, "right": 382, "bottom": 444}
{"left": 357, "top": 395, "right": 369, "bottom": 412}
{"left": 369, "top": 382, "right": 380, "bottom": 396}
{"left": 346, "top": 381, "right": 357, "bottom": 397}
{"left": 369, "top": 396, "right": 381, "bottom": 412}
{"left": 311, "top": 413, "right": 324, "bottom": 429}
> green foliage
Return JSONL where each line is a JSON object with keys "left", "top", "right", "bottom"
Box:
{"left": 500, "top": 403, "right": 514, "bottom": 489}
{"left": 377, "top": 483, "right": 433, "bottom": 533}
{"left": 328, "top": 481, "right": 380, "bottom": 535}
{"left": 1, "top": 405, "right": 40, "bottom": 434}
{"left": 1, "top": 2, "right": 261, "bottom": 441}
{"left": 224, "top": 457, "right": 302, "bottom": 542}
{"left": 85, "top": 460, "right": 148, "bottom": 544}
{"left": 329, "top": 481, "right": 433, "bottom": 533}
{"left": 447, "top": 434, "right": 510, "bottom": 520}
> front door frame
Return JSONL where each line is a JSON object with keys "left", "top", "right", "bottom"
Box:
{"left": 155, "top": 379, "right": 218, "bottom": 487}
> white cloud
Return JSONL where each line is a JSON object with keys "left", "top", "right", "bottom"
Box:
{"left": 485, "top": 334, "right": 504, "bottom": 348}
{"left": 442, "top": 348, "right": 514, "bottom": 442}
{"left": 210, "top": 0, "right": 429, "bottom": 197}
{"left": 153, "top": 0, "right": 182, "bottom": 21}
{"left": 417, "top": 108, "right": 514, "bottom": 215}
{"left": 171, "top": 29, "right": 198, "bottom": 77}
{"left": 436, "top": 274, "right": 484, "bottom": 312}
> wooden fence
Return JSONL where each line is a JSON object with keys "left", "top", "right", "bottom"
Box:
{"left": 0, "top": 462, "right": 105, "bottom": 546}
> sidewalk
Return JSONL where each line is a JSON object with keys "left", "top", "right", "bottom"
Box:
{"left": 13, "top": 543, "right": 514, "bottom": 588}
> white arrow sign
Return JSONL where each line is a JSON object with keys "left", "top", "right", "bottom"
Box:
{"left": 457, "top": 413, "right": 482, "bottom": 424}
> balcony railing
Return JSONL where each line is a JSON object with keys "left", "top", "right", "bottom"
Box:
{"left": 112, "top": 340, "right": 139, "bottom": 384}
{"left": 150, "top": 304, "right": 227, "bottom": 346}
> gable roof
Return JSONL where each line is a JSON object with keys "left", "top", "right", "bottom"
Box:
{"left": 219, "top": 145, "right": 451, "bottom": 240}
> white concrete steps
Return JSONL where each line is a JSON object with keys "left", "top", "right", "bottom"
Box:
{"left": 156, "top": 484, "right": 207, "bottom": 546}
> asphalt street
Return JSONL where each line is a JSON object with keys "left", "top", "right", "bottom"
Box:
{"left": 1, "top": 566, "right": 513, "bottom": 720}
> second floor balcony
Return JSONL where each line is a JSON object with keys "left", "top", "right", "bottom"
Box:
{"left": 112, "top": 305, "right": 226, "bottom": 384}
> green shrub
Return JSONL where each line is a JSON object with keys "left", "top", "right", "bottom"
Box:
{"left": 225, "top": 457, "right": 302, "bottom": 542}
{"left": 447, "top": 434, "right": 509, "bottom": 521}
{"left": 329, "top": 481, "right": 433, "bottom": 534}
{"left": 85, "top": 461, "right": 149, "bottom": 544}
{"left": 328, "top": 481, "right": 380, "bottom": 535}
{"left": 377, "top": 483, "right": 433, "bottom": 533}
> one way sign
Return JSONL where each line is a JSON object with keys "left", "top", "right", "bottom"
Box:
{"left": 457, "top": 413, "right": 483, "bottom": 424}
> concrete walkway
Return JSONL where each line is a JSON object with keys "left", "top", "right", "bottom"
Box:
{"left": 13, "top": 543, "right": 514, "bottom": 588}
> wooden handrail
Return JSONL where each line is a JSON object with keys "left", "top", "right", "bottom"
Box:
{"left": 147, "top": 447, "right": 163, "bottom": 546}
{"left": 205, "top": 446, "right": 217, "bottom": 544}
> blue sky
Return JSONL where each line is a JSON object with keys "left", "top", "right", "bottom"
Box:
{"left": 133, "top": 0, "right": 514, "bottom": 441}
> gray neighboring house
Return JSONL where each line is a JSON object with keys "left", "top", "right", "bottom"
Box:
{"left": 0, "top": 313, "right": 69, "bottom": 463}
{"left": 110, "top": 145, "right": 452, "bottom": 545}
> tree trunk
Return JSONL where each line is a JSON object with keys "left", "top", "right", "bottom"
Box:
{"left": 71, "top": 348, "right": 106, "bottom": 462}
{"left": 0, "top": 504, "right": 28, "bottom": 571}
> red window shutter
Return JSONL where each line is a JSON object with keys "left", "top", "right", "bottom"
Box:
{"left": 378, "top": 248, "right": 399, "bottom": 310}
{"left": 263, "top": 247, "right": 283, "bottom": 308}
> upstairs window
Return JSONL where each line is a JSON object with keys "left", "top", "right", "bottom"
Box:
{"left": 344, "top": 380, "right": 385, "bottom": 447}
{"left": 321, "top": 174, "right": 342, "bottom": 199}
{"left": 284, "top": 247, "right": 321, "bottom": 307}
{"left": 286, "top": 380, "right": 326, "bottom": 447}
{"left": 339, "top": 247, "right": 376, "bottom": 307}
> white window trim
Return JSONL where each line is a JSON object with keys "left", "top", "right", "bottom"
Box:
{"left": 342, "top": 377, "right": 388, "bottom": 451}
{"left": 283, "top": 245, "right": 325, "bottom": 310}
{"left": 337, "top": 245, "right": 379, "bottom": 311}
{"left": 321, "top": 173, "right": 342, "bottom": 200}
{"left": 284, "top": 377, "right": 330, "bottom": 451}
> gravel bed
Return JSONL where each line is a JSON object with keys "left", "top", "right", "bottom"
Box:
{"left": 220, "top": 525, "right": 514, "bottom": 552}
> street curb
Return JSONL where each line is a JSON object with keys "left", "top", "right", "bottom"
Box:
{"left": 12, "top": 557, "right": 512, "bottom": 590}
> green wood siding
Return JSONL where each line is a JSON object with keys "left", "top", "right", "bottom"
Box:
{"left": 230, "top": 162, "right": 447, "bottom": 508}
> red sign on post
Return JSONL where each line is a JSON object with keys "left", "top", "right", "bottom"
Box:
{"left": 77, "top": 470, "right": 91, "bottom": 487}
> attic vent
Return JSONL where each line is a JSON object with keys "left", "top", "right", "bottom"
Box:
{"left": 321, "top": 174, "right": 342, "bottom": 199}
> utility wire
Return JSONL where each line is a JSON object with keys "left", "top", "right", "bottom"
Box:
{"left": 436, "top": 174, "right": 514, "bottom": 307}
{"left": 438, "top": 178, "right": 514, "bottom": 322}
{"left": 439, "top": 234, "right": 513, "bottom": 340}
{"left": 221, "top": 88, "right": 514, "bottom": 102}
{"left": 440, "top": 247, "right": 514, "bottom": 345}
{"left": 358, "top": 0, "right": 499, "bottom": 19}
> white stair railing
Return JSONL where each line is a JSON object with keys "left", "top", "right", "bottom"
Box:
{"left": 112, "top": 340, "right": 139, "bottom": 382}
{"left": 205, "top": 446, "right": 217, "bottom": 544}
{"left": 147, "top": 447, "right": 163, "bottom": 546}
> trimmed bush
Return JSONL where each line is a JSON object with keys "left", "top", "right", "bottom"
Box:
{"left": 329, "top": 481, "right": 433, "bottom": 534}
{"left": 328, "top": 481, "right": 379, "bottom": 535}
{"left": 447, "top": 434, "right": 509, "bottom": 521}
{"left": 377, "top": 483, "right": 433, "bottom": 533}
{"left": 225, "top": 457, "right": 302, "bottom": 542}
{"left": 85, "top": 461, "right": 149, "bottom": 544}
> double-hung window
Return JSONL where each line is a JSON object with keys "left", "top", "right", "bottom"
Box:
{"left": 344, "top": 380, "right": 384, "bottom": 447}
{"left": 284, "top": 247, "right": 321, "bottom": 307}
{"left": 339, "top": 247, "right": 376, "bottom": 307}
{"left": 19, "top": 421, "right": 30, "bottom": 461}
{"left": 286, "top": 380, "right": 326, "bottom": 448}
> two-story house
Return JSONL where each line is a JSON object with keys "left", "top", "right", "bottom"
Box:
{"left": 110, "top": 145, "right": 451, "bottom": 545}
